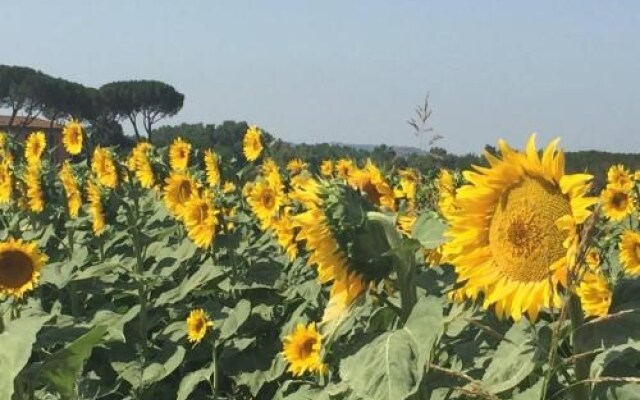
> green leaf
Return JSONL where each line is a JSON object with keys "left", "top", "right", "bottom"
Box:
{"left": 481, "top": 320, "right": 542, "bottom": 394}
{"left": 512, "top": 378, "right": 544, "bottom": 400}
{"left": 177, "top": 363, "right": 215, "bottom": 400}
{"left": 142, "top": 341, "right": 186, "bottom": 387}
{"left": 38, "top": 324, "right": 108, "bottom": 400}
{"left": 0, "top": 312, "right": 51, "bottom": 400}
{"left": 220, "top": 299, "right": 252, "bottom": 340}
{"left": 155, "top": 264, "right": 225, "bottom": 306}
{"left": 340, "top": 296, "right": 443, "bottom": 400}
{"left": 411, "top": 212, "right": 447, "bottom": 249}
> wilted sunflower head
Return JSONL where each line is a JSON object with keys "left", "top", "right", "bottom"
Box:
{"left": 0, "top": 238, "right": 47, "bottom": 298}
{"left": 169, "top": 137, "right": 191, "bottom": 171}
{"left": 62, "top": 120, "right": 83, "bottom": 155}
{"left": 91, "top": 146, "right": 118, "bottom": 189}
{"left": 204, "top": 149, "right": 220, "bottom": 187}
{"left": 442, "top": 134, "right": 597, "bottom": 321}
{"left": 282, "top": 323, "right": 327, "bottom": 376}
{"left": 607, "top": 164, "right": 634, "bottom": 190}
{"left": 164, "top": 172, "right": 198, "bottom": 219}
{"left": 243, "top": 125, "right": 263, "bottom": 162}
{"left": 620, "top": 230, "right": 640, "bottom": 275}
{"left": 186, "top": 308, "right": 214, "bottom": 344}
{"left": 601, "top": 184, "right": 635, "bottom": 221}
{"left": 25, "top": 131, "right": 46, "bottom": 165}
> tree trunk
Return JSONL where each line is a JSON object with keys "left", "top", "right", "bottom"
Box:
{"left": 128, "top": 114, "right": 140, "bottom": 141}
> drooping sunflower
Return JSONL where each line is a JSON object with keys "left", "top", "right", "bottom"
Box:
{"left": 169, "top": 137, "right": 191, "bottom": 171}
{"left": 183, "top": 190, "right": 218, "bottom": 249}
{"left": 24, "top": 131, "right": 46, "bottom": 165}
{"left": 186, "top": 308, "right": 214, "bottom": 344}
{"left": 128, "top": 142, "right": 155, "bottom": 188}
{"left": 601, "top": 184, "right": 635, "bottom": 221}
{"left": 25, "top": 163, "right": 44, "bottom": 213}
{"left": 87, "top": 180, "right": 106, "bottom": 236}
{"left": 286, "top": 158, "right": 307, "bottom": 176}
{"left": 607, "top": 164, "right": 634, "bottom": 190}
{"left": 0, "top": 238, "right": 47, "bottom": 298}
{"left": 164, "top": 172, "right": 198, "bottom": 219}
{"left": 91, "top": 146, "right": 118, "bottom": 189}
{"left": 620, "top": 230, "right": 640, "bottom": 275}
{"left": 247, "top": 179, "right": 285, "bottom": 230}
{"left": 335, "top": 158, "right": 355, "bottom": 179}
{"left": 62, "top": 120, "right": 83, "bottom": 155}
{"left": 442, "top": 134, "right": 597, "bottom": 321}
{"left": 59, "top": 162, "right": 82, "bottom": 218}
{"left": 243, "top": 125, "right": 263, "bottom": 162}
{"left": 204, "top": 149, "right": 220, "bottom": 187}
{"left": 320, "top": 159, "right": 334, "bottom": 177}
{"left": 282, "top": 323, "right": 327, "bottom": 376}
{"left": 0, "top": 160, "right": 13, "bottom": 204}
{"left": 576, "top": 271, "right": 612, "bottom": 317}
{"left": 348, "top": 160, "right": 395, "bottom": 210}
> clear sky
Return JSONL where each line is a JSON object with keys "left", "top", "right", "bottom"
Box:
{"left": 4, "top": 1, "right": 640, "bottom": 153}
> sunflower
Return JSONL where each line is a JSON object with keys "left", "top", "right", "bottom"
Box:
{"left": 438, "top": 169, "right": 456, "bottom": 215}
{"left": 601, "top": 184, "right": 634, "bottom": 221}
{"left": 282, "top": 323, "right": 327, "bottom": 376}
{"left": 164, "top": 172, "right": 198, "bottom": 219}
{"left": 25, "top": 163, "right": 44, "bottom": 213}
{"left": 320, "top": 160, "right": 333, "bottom": 177}
{"left": 576, "top": 271, "right": 611, "bottom": 317}
{"left": 91, "top": 146, "right": 118, "bottom": 189}
{"left": 186, "top": 308, "right": 214, "bottom": 344}
{"left": 243, "top": 125, "right": 263, "bottom": 162}
{"left": 394, "top": 169, "right": 419, "bottom": 201}
{"left": 261, "top": 158, "right": 283, "bottom": 189}
{"left": 247, "top": 179, "right": 284, "bottom": 230}
{"left": 335, "top": 158, "right": 355, "bottom": 179}
{"left": 87, "top": 180, "right": 106, "bottom": 236}
{"left": 607, "top": 164, "right": 634, "bottom": 190}
{"left": 204, "top": 149, "right": 220, "bottom": 187}
{"left": 183, "top": 190, "right": 217, "bottom": 248}
{"left": 169, "top": 137, "right": 191, "bottom": 171}
{"left": 286, "top": 158, "right": 307, "bottom": 176}
{"left": 0, "top": 238, "right": 47, "bottom": 298}
{"left": 0, "top": 160, "right": 13, "bottom": 204}
{"left": 620, "top": 230, "right": 640, "bottom": 275}
{"left": 62, "top": 120, "right": 83, "bottom": 155}
{"left": 222, "top": 181, "right": 236, "bottom": 194}
{"left": 128, "top": 142, "right": 155, "bottom": 188}
{"left": 271, "top": 211, "right": 298, "bottom": 261}
{"left": 348, "top": 160, "right": 395, "bottom": 210}
{"left": 442, "top": 134, "right": 597, "bottom": 321}
{"left": 585, "top": 248, "right": 601, "bottom": 270}
{"left": 59, "top": 162, "right": 82, "bottom": 218}
{"left": 24, "top": 131, "right": 46, "bottom": 165}
{"left": 397, "top": 213, "right": 417, "bottom": 236}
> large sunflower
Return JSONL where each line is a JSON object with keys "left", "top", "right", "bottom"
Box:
{"left": 204, "top": 149, "right": 220, "bottom": 187}
{"left": 128, "top": 142, "right": 155, "bottom": 188}
{"left": 601, "top": 184, "right": 635, "bottom": 221}
{"left": 59, "top": 162, "right": 82, "bottom": 218}
{"left": 0, "top": 238, "right": 47, "bottom": 298}
{"left": 183, "top": 190, "right": 217, "bottom": 249}
{"left": 24, "top": 131, "right": 46, "bottom": 165}
{"left": 62, "top": 120, "right": 83, "bottom": 155}
{"left": 186, "top": 308, "right": 214, "bottom": 344}
{"left": 243, "top": 125, "right": 263, "bottom": 162}
{"left": 169, "top": 137, "right": 191, "bottom": 171}
{"left": 87, "top": 180, "right": 106, "bottom": 236}
{"left": 25, "top": 163, "right": 45, "bottom": 213}
{"left": 164, "top": 172, "right": 198, "bottom": 219}
{"left": 0, "top": 160, "right": 13, "bottom": 204}
{"left": 247, "top": 179, "right": 284, "bottom": 230}
{"left": 282, "top": 323, "right": 327, "bottom": 376}
{"left": 619, "top": 230, "right": 640, "bottom": 275}
{"left": 91, "top": 146, "right": 118, "bottom": 189}
{"left": 576, "top": 271, "right": 611, "bottom": 317}
{"left": 442, "top": 134, "right": 597, "bottom": 321}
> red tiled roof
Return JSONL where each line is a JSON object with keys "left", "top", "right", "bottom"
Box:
{"left": 0, "top": 115, "right": 63, "bottom": 129}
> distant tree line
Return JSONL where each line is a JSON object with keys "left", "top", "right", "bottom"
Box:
{"left": 0, "top": 64, "right": 184, "bottom": 148}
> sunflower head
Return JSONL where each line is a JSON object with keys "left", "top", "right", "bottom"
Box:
{"left": 0, "top": 160, "right": 13, "bottom": 204}
{"left": 442, "top": 134, "right": 597, "bottom": 321}
{"left": 335, "top": 158, "right": 355, "bottom": 179}
{"left": 394, "top": 169, "right": 419, "bottom": 201}
{"left": 576, "top": 271, "right": 611, "bottom": 317}
{"left": 320, "top": 160, "right": 334, "bottom": 177}
{"left": 348, "top": 160, "right": 395, "bottom": 210}
{"left": 87, "top": 180, "right": 107, "bottom": 236}
{"left": 243, "top": 125, "right": 263, "bottom": 162}
{"left": 25, "top": 163, "right": 44, "bottom": 213}
{"left": 169, "top": 137, "right": 191, "bottom": 171}
{"left": 0, "top": 238, "right": 47, "bottom": 298}
{"left": 585, "top": 248, "right": 601, "bottom": 270}
{"left": 25, "top": 131, "right": 46, "bottom": 166}
{"left": 247, "top": 179, "right": 284, "bottom": 230}
{"left": 607, "top": 164, "right": 634, "bottom": 190}
{"left": 59, "top": 162, "right": 82, "bottom": 218}
{"left": 620, "top": 230, "right": 640, "bottom": 275}
{"left": 437, "top": 169, "right": 457, "bottom": 215}
{"left": 91, "top": 146, "right": 119, "bottom": 189}
{"left": 186, "top": 308, "right": 214, "bottom": 344}
{"left": 164, "top": 172, "right": 198, "bottom": 219}
{"left": 286, "top": 158, "right": 307, "bottom": 176}
{"left": 204, "top": 149, "right": 220, "bottom": 187}
{"left": 62, "top": 120, "right": 83, "bottom": 155}
{"left": 129, "top": 142, "right": 155, "bottom": 188}
{"left": 183, "top": 190, "right": 218, "bottom": 249}
{"left": 282, "top": 323, "right": 327, "bottom": 376}
{"left": 601, "top": 184, "right": 635, "bottom": 221}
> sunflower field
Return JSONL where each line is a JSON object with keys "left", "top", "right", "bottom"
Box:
{"left": 2, "top": 122, "right": 640, "bottom": 400}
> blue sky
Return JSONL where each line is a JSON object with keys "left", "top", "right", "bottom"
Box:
{"left": 4, "top": 1, "right": 640, "bottom": 153}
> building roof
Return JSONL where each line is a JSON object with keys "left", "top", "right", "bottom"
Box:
{"left": 0, "top": 115, "right": 63, "bottom": 129}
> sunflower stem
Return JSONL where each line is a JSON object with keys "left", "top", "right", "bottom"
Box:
{"left": 67, "top": 226, "right": 80, "bottom": 318}
{"left": 128, "top": 178, "right": 149, "bottom": 351}
{"left": 211, "top": 342, "right": 219, "bottom": 398}
{"left": 569, "top": 294, "right": 590, "bottom": 400}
